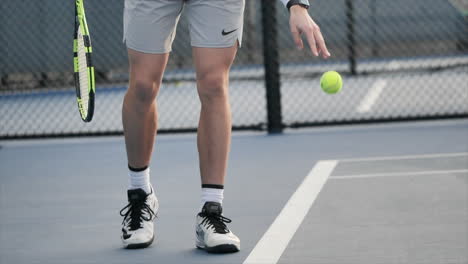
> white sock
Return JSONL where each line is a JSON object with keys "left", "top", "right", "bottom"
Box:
{"left": 128, "top": 166, "right": 151, "bottom": 194}
{"left": 201, "top": 186, "right": 224, "bottom": 209}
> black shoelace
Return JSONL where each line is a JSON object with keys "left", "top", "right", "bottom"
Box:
{"left": 119, "top": 197, "right": 155, "bottom": 231}
{"left": 199, "top": 212, "right": 232, "bottom": 234}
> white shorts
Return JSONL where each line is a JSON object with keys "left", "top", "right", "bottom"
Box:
{"left": 123, "top": 0, "right": 245, "bottom": 54}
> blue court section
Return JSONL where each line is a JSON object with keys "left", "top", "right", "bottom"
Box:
{"left": 0, "top": 119, "right": 467, "bottom": 264}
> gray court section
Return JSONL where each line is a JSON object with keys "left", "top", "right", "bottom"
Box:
{"left": 1, "top": 119, "right": 468, "bottom": 264}
{"left": 279, "top": 163, "right": 468, "bottom": 264}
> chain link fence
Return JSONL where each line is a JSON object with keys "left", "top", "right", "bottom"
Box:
{"left": 1, "top": 0, "right": 467, "bottom": 139}
{"left": 278, "top": 0, "right": 468, "bottom": 128}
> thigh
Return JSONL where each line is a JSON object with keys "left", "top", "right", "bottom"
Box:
{"left": 186, "top": 0, "right": 245, "bottom": 49}
{"left": 124, "top": 0, "right": 184, "bottom": 54}
{"left": 128, "top": 48, "right": 169, "bottom": 93}
{"left": 193, "top": 46, "right": 238, "bottom": 81}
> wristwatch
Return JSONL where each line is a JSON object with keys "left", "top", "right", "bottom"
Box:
{"left": 287, "top": 0, "right": 310, "bottom": 11}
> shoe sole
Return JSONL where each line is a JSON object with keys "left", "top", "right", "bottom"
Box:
{"left": 124, "top": 235, "right": 154, "bottom": 249}
{"left": 197, "top": 244, "right": 240, "bottom": 254}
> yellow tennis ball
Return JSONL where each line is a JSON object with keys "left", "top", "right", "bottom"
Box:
{"left": 320, "top": 71, "right": 342, "bottom": 94}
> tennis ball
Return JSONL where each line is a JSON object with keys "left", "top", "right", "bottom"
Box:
{"left": 320, "top": 71, "right": 342, "bottom": 94}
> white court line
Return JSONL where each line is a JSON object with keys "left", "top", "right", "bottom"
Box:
{"left": 330, "top": 169, "right": 468, "bottom": 180}
{"left": 339, "top": 152, "right": 468, "bottom": 163}
{"left": 357, "top": 79, "right": 387, "bottom": 113}
{"left": 243, "top": 160, "right": 337, "bottom": 264}
{"left": 385, "top": 60, "right": 401, "bottom": 71}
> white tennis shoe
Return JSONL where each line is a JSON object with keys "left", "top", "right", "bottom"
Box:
{"left": 120, "top": 187, "right": 158, "bottom": 249}
{"left": 195, "top": 202, "right": 240, "bottom": 253}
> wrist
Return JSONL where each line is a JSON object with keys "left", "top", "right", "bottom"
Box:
{"left": 289, "top": 5, "right": 308, "bottom": 14}
{"left": 287, "top": 0, "right": 310, "bottom": 11}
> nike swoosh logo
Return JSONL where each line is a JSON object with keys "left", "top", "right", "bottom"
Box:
{"left": 222, "top": 29, "right": 237, "bottom": 36}
{"left": 122, "top": 229, "right": 132, "bottom": 240}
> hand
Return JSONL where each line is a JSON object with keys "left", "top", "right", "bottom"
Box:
{"left": 289, "top": 5, "right": 330, "bottom": 59}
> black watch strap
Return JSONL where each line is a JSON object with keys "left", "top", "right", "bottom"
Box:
{"left": 287, "top": 0, "right": 310, "bottom": 11}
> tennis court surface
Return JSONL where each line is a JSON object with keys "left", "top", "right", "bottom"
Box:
{"left": 1, "top": 119, "right": 467, "bottom": 264}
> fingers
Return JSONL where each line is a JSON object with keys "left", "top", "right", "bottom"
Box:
{"left": 291, "top": 31, "right": 304, "bottom": 50}
{"left": 314, "top": 28, "right": 331, "bottom": 59}
{"left": 289, "top": 14, "right": 331, "bottom": 58}
{"left": 304, "top": 27, "right": 318, "bottom": 56}
{"left": 304, "top": 25, "right": 331, "bottom": 58}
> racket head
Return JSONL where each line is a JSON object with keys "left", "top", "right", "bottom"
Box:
{"left": 74, "top": 0, "right": 95, "bottom": 122}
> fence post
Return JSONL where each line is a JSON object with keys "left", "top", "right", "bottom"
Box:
{"left": 459, "top": 15, "right": 468, "bottom": 51}
{"left": 371, "top": 0, "right": 379, "bottom": 57}
{"left": 0, "top": 2, "right": 4, "bottom": 89}
{"left": 261, "top": 0, "right": 283, "bottom": 134}
{"left": 346, "top": 0, "right": 357, "bottom": 75}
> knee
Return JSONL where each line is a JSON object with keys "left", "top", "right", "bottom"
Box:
{"left": 197, "top": 73, "right": 228, "bottom": 103}
{"left": 125, "top": 80, "right": 159, "bottom": 112}
{"left": 132, "top": 80, "right": 159, "bottom": 104}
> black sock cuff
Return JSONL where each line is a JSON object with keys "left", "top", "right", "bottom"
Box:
{"left": 128, "top": 165, "right": 148, "bottom": 172}
{"left": 201, "top": 184, "right": 224, "bottom": 189}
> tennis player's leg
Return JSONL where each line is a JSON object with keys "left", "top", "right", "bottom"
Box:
{"left": 194, "top": 46, "right": 237, "bottom": 187}
{"left": 187, "top": 0, "right": 244, "bottom": 253}
{"left": 120, "top": 50, "right": 166, "bottom": 249}
{"left": 123, "top": 50, "right": 168, "bottom": 171}
{"left": 119, "top": 0, "right": 183, "bottom": 249}
{"left": 193, "top": 47, "right": 241, "bottom": 253}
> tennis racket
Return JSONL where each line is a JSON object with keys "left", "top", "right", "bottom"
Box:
{"left": 74, "top": 0, "right": 95, "bottom": 122}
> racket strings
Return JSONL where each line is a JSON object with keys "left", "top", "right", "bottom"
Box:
{"left": 77, "top": 27, "right": 89, "bottom": 114}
